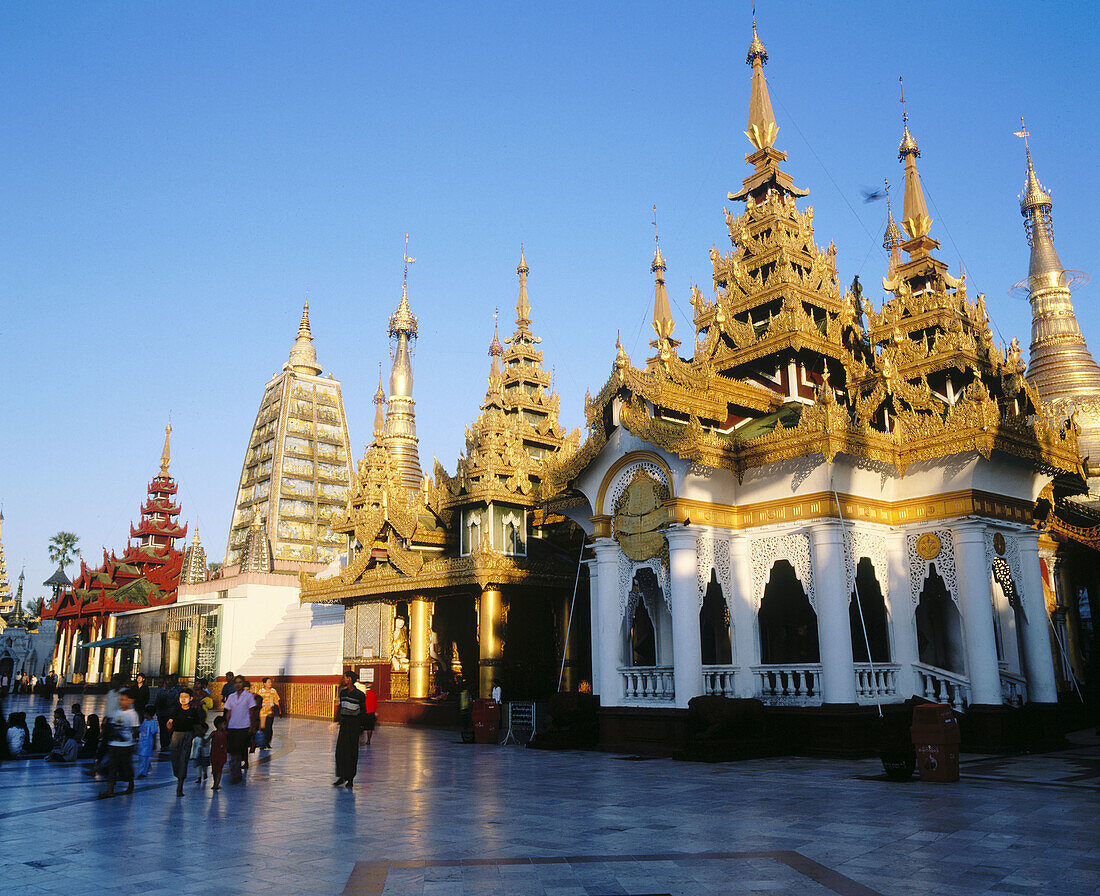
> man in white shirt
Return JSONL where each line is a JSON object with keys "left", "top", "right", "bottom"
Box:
{"left": 223, "top": 675, "right": 258, "bottom": 785}
{"left": 98, "top": 689, "right": 139, "bottom": 799}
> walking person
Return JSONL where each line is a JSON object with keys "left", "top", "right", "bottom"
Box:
{"left": 98, "top": 688, "right": 138, "bottom": 799}
{"left": 220, "top": 671, "right": 236, "bottom": 704}
{"left": 256, "top": 677, "right": 281, "bottom": 749}
{"left": 363, "top": 682, "right": 377, "bottom": 746}
{"left": 135, "top": 707, "right": 158, "bottom": 777}
{"left": 166, "top": 689, "right": 203, "bottom": 797}
{"left": 190, "top": 721, "right": 210, "bottom": 787}
{"left": 223, "top": 675, "right": 257, "bottom": 785}
{"left": 209, "top": 715, "right": 228, "bottom": 792}
{"left": 332, "top": 670, "right": 367, "bottom": 788}
{"left": 133, "top": 673, "right": 150, "bottom": 717}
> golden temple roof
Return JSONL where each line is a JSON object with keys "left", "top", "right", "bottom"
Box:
{"left": 287, "top": 302, "right": 323, "bottom": 376}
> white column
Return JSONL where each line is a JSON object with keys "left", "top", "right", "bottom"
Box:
{"left": 808, "top": 522, "right": 857, "bottom": 704}
{"left": 887, "top": 529, "right": 921, "bottom": 698}
{"left": 1016, "top": 530, "right": 1058, "bottom": 703}
{"left": 666, "top": 527, "right": 704, "bottom": 708}
{"left": 728, "top": 535, "right": 759, "bottom": 698}
{"left": 586, "top": 558, "right": 601, "bottom": 695}
{"left": 593, "top": 538, "right": 623, "bottom": 706}
{"left": 952, "top": 522, "right": 1002, "bottom": 706}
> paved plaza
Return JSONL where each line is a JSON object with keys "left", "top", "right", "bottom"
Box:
{"left": 1, "top": 694, "right": 1097, "bottom": 896}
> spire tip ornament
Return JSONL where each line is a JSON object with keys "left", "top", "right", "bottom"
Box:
{"left": 288, "top": 300, "right": 322, "bottom": 375}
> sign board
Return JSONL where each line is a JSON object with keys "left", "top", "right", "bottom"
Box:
{"left": 358, "top": 667, "right": 375, "bottom": 683}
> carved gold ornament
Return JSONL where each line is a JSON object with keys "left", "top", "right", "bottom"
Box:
{"left": 614, "top": 472, "right": 668, "bottom": 562}
{"left": 916, "top": 532, "right": 942, "bottom": 560}
{"left": 993, "top": 532, "right": 1006, "bottom": 555}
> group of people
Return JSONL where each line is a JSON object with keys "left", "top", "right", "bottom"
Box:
{"left": 4, "top": 702, "right": 99, "bottom": 761}
{"left": 4, "top": 668, "right": 389, "bottom": 797}
{"left": 0, "top": 669, "right": 59, "bottom": 698}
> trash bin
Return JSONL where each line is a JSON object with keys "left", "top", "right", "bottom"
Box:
{"left": 472, "top": 698, "right": 500, "bottom": 744}
{"left": 910, "top": 703, "right": 960, "bottom": 783}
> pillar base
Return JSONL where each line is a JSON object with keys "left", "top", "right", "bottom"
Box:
{"left": 1019, "top": 701, "right": 1070, "bottom": 753}
{"left": 959, "top": 704, "right": 1021, "bottom": 754}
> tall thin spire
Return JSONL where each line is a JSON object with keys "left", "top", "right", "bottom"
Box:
{"left": 516, "top": 247, "right": 531, "bottom": 330}
{"left": 383, "top": 235, "right": 423, "bottom": 494}
{"left": 159, "top": 420, "right": 172, "bottom": 476}
{"left": 882, "top": 178, "right": 904, "bottom": 280}
{"left": 1014, "top": 123, "right": 1100, "bottom": 474}
{"left": 650, "top": 206, "right": 677, "bottom": 345}
{"left": 897, "top": 77, "right": 932, "bottom": 240}
{"left": 288, "top": 301, "right": 322, "bottom": 375}
{"left": 745, "top": 11, "right": 777, "bottom": 150}
{"left": 372, "top": 365, "right": 387, "bottom": 446}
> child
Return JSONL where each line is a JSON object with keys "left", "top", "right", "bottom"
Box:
{"left": 136, "top": 707, "right": 159, "bottom": 778}
{"left": 209, "top": 715, "right": 228, "bottom": 792}
{"left": 191, "top": 721, "right": 211, "bottom": 786}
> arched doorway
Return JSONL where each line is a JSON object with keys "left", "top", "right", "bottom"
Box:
{"left": 915, "top": 566, "right": 965, "bottom": 673}
{"left": 699, "top": 571, "right": 732, "bottom": 665}
{"left": 759, "top": 560, "right": 819, "bottom": 663}
{"left": 849, "top": 558, "right": 891, "bottom": 663}
{"left": 624, "top": 567, "right": 669, "bottom": 667}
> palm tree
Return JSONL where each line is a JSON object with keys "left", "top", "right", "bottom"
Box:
{"left": 27, "top": 596, "right": 45, "bottom": 618}
{"left": 48, "top": 531, "right": 81, "bottom": 572}
{"left": 207, "top": 560, "right": 223, "bottom": 579}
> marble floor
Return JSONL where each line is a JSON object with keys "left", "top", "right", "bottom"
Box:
{"left": 0, "top": 694, "right": 1097, "bottom": 896}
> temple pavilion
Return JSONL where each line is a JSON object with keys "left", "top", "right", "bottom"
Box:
{"left": 42, "top": 424, "right": 189, "bottom": 684}
{"left": 300, "top": 253, "right": 584, "bottom": 712}
{"left": 538, "top": 23, "right": 1083, "bottom": 753}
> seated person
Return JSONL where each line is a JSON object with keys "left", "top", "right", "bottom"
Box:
{"left": 46, "top": 735, "right": 81, "bottom": 763}
{"left": 6, "top": 713, "right": 27, "bottom": 757}
{"left": 28, "top": 715, "right": 54, "bottom": 755}
{"left": 80, "top": 714, "right": 100, "bottom": 759}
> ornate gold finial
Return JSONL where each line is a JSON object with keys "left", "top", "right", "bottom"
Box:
{"left": 287, "top": 300, "right": 322, "bottom": 375}
{"left": 159, "top": 419, "right": 172, "bottom": 475}
{"left": 897, "top": 77, "right": 932, "bottom": 239}
{"left": 650, "top": 206, "right": 677, "bottom": 345}
{"left": 516, "top": 247, "right": 531, "bottom": 327}
{"left": 881, "top": 179, "right": 905, "bottom": 287}
{"left": 1015, "top": 117, "right": 1051, "bottom": 213}
{"left": 389, "top": 236, "right": 419, "bottom": 340}
{"left": 373, "top": 364, "right": 386, "bottom": 444}
{"left": 744, "top": 15, "right": 778, "bottom": 150}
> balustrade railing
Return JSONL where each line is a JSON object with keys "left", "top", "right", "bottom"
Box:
{"left": 751, "top": 664, "right": 822, "bottom": 705}
{"left": 1000, "top": 670, "right": 1027, "bottom": 707}
{"left": 619, "top": 666, "right": 675, "bottom": 701}
{"left": 702, "top": 665, "right": 738, "bottom": 698}
{"left": 914, "top": 662, "right": 970, "bottom": 711}
{"left": 854, "top": 663, "right": 899, "bottom": 701}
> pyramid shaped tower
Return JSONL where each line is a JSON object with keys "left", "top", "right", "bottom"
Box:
{"left": 225, "top": 304, "right": 354, "bottom": 568}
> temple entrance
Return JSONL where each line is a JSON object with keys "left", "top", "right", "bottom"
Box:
{"left": 624, "top": 567, "right": 669, "bottom": 667}
{"left": 431, "top": 595, "right": 477, "bottom": 697}
{"left": 849, "top": 558, "right": 891, "bottom": 663}
{"left": 700, "top": 571, "right": 732, "bottom": 665}
{"left": 915, "top": 566, "right": 965, "bottom": 673}
{"left": 759, "top": 560, "right": 819, "bottom": 663}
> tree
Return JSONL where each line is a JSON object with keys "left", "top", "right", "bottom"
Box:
{"left": 27, "top": 596, "right": 45, "bottom": 618}
{"left": 48, "top": 531, "right": 81, "bottom": 571}
{"left": 207, "top": 560, "right": 223, "bottom": 579}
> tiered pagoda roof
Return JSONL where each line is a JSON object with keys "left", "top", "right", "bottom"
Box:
{"left": 43, "top": 424, "right": 187, "bottom": 622}
{"left": 300, "top": 255, "right": 578, "bottom": 603}
{"left": 543, "top": 24, "right": 1083, "bottom": 497}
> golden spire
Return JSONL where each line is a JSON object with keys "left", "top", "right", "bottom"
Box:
{"left": 159, "top": 420, "right": 172, "bottom": 476}
{"left": 488, "top": 310, "right": 503, "bottom": 378}
{"left": 287, "top": 301, "right": 322, "bottom": 375}
{"left": 516, "top": 247, "right": 531, "bottom": 329}
{"left": 897, "top": 77, "right": 932, "bottom": 240}
{"left": 650, "top": 206, "right": 677, "bottom": 345}
{"left": 882, "top": 178, "right": 905, "bottom": 280}
{"left": 373, "top": 364, "right": 387, "bottom": 445}
{"left": 383, "top": 235, "right": 423, "bottom": 493}
{"left": 744, "top": 11, "right": 778, "bottom": 150}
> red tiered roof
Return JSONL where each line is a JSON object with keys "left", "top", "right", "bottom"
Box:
{"left": 43, "top": 469, "right": 186, "bottom": 626}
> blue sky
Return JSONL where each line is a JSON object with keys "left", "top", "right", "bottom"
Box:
{"left": 1, "top": 2, "right": 1097, "bottom": 600}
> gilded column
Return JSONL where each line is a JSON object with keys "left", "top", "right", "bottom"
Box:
{"left": 728, "top": 534, "right": 760, "bottom": 698}
{"left": 1015, "top": 531, "right": 1058, "bottom": 703}
{"left": 952, "top": 522, "right": 1002, "bottom": 706}
{"left": 409, "top": 598, "right": 430, "bottom": 699}
{"left": 807, "top": 522, "right": 857, "bottom": 705}
{"left": 558, "top": 592, "right": 577, "bottom": 693}
{"left": 887, "top": 529, "right": 921, "bottom": 699}
{"left": 478, "top": 588, "right": 504, "bottom": 699}
{"left": 593, "top": 537, "right": 623, "bottom": 705}
{"left": 666, "top": 527, "right": 704, "bottom": 708}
